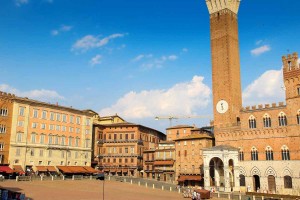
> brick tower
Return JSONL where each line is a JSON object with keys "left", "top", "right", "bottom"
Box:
{"left": 206, "top": 0, "right": 242, "bottom": 129}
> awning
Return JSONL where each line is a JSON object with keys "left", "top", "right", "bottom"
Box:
{"left": 117, "top": 169, "right": 122, "bottom": 173}
{"left": 83, "top": 166, "right": 98, "bottom": 173}
{"left": 36, "top": 166, "right": 48, "bottom": 172}
{"left": 13, "top": 165, "right": 24, "bottom": 173}
{"left": 0, "top": 166, "right": 14, "bottom": 173}
{"left": 177, "top": 175, "right": 202, "bottom": 182}
{"left": 153, "top": 160, "right": 174, "bottom": 166}
{"left": 110, "top": 169, "right": 116, "bottom": 173}
{"left": 57, "top": 166, "right": 73, "bottom": 173}
{"left": 46, "top": 166, "right": 57, "bottom": 172}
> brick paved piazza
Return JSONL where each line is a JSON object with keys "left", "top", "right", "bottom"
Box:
{"left": 1, "top": 180, "right": 184, "bottom": 200}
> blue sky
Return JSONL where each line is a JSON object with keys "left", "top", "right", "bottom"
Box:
{"left": 1, "top": 0, "right": 300, "bottom": 132}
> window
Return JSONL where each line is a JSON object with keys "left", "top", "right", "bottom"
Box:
{"left": 68, "top": 137, "right": 73, "bottom": 146}
{"left": 16, "top": 148, "right": 20, "bottom": 156}
{"left": 184, "top": 150, "right": 187, "bottom": 157}
{"left": 278, "top": 112, "right": 287, "bottom": 126}
{"left": 62, "top": 114, "right": 67, "bottom": 122}
{"left": 239, "top": 151, "right": 244, "bottom": 161}
{"left": 33, "top": 109, "right": 38, "bottom": 118}
{"left": 75, "top": 137, "right": 80, "bottom": 147}
{"left": 70, "top": 115, "right": 74, "bottom": 123}
{"left": 48, "top": 135, "right": 53, "bottom": 144}
{"left": 239, "top": 175, "right": 246, "bottom": 186}
{"left": 49, "top": 124, "right": 54, "bottom": 130}
{"left": 32, "top": 122, "right": 38, "bottom": 129}
{"left": 47, "top": 161, "right": 51, "bottom": 165}
{"left": 19, "top": 107, "right": 25, "bottom": 116}
{"left": 85, "top": 129, "right": 89, "bottom": 134}
{"left": 131, "top": 134, "right": 134, "bottom": 140}
{"left": 56, "top": 125, "right": 61, "bottom": 131}
{"left": 184, "top": 141, "right": 187, "bottom": 145}
{"left": 0, "top": 143, "right": 3, "bottom": 151}
{"left": 16, "top": 132, "right": 22, "bottom": 142}
{"left": 17, "top": 121, "right": 24, "bottom": 127}
{"left": 56, "top": 113, "right": 61, "bottom": 121}
{"left": 0, "top": 108, "right": 8, "bottom": 116}
{"left": 69, "top": 127, "right": 74, "bottom": 132}
{"left": 119, "top": 147, "right": 122, "bottom": 153}
{"left": 62, "top": 126, "right": 66, "bottom": 132}
{"left": 263, "top": 114, "right": 272, "bottom": 128}
{"left": 178, "top": 151, "right": 180, "bottom": 157}
{"left": 61, "top": 136, "right": 65, "bottom": 145}
{"left": 39, "top": 149, "right": 43, "bottom": 157}
{"left": 249, "top": 115, "right": 256, "bottom": 129}
{"left": 86, "top": 118, "right": 90, "bottom": 126}
{"left": 41, "top": 123, "right": 46, "bottom": 129}
{"left": 30, "top": 149, "right": 35, "bottom": 156}
{"left": 125, "top": 147, "right": 128, "bottom": 153}
{"left": 297, "top": 110, "right": 300, "bottom": 125}
{"left": 40, "top": 134, "right": 45, "bottom": 144}
{"left": 130, "top": 147, "right": 135, "bottom": 154}
{"left": 76, "top": 117, "right": 81, "bottom": 124}
{"left": 42, "top": 111, "right": 47, "bottom": 119}
{"left": 265, "top": 146, "right": 274, "bottom": 160}
{"left": 50, "top": 112, "right": 54, "bottom": 120}
{"left": 0, "top": 125, "right": 6, "bottom": 133}
{"left": 85, "top": 139, "right": 90, "bottom": 148}
{"left": 38, "top": 161, "right": 43, "bottom": 165}
{"left": 251, "top": 147, "right": 258, "bottom": 161}
{"left": 76, "top": 128, "right": 80, "bottom": 134}
{"left": 281, "top": 145, "right": 290, "bottom": 160}
{"left": 284, "top": 176, "right": 293, "bottom": 188}
{"left": 176, "top": 130, "right": 179, "bottom": 138}
{"left": 48, "top": 150, "right": 52, "bottom": 157}
{"left": 31, "top": 133, "right": 36, "bottom": 143}
{"left": 54, "top": 135, "right": 59, "bottom": 145}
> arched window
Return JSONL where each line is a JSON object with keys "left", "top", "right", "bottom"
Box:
{"left": 281, "top": 145, "right": 290, "bottom": 160}
{"left": 284, "top": 176, "right": 293, "bottom": 188}
{"left": 263, "top": 114, "right": 272, "bottom": 128}
{"left": 239, "top": 174, "right": 246, "bottom": 186}
{"left": 278, "top": 112, "right": 287, "bottom": 126}
{"left": 239, "top": 148, "right": 244, "bottom": 161}
{"left": 297, "top": 110, "right": 300, "bottom": 125}
{"left": 248, "top": 115, "right": 256, "bottom": 129}
{"left": 251, "top": 147, "right": 258, "bottom": 161}
{"left": 265, "top": 146, "right": 274, "bottom": 160}
{"left": 48, "top": 134, "right": 53, "bottom": 144}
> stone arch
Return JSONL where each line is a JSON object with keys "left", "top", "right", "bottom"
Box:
{"left": 282, "top": 167, "right": 293, "bottom": 177}
{"left": 250, "top": 166, "right": 261, "bottom": 176}
{"left": 265, "top": 166, "right": 277, "bottom": 177}
{"left": 239, "top": 166, "right": 247, "bottom": 176}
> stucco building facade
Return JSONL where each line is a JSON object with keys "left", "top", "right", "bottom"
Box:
{"left": 7, "top": 95, "right": 94, "bottom": 173}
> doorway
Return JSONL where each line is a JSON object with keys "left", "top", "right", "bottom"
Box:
{"left": 253, "top": 175, "right": 260, "bottom": 192}
{"left": 268, "top": 175, "right": 276, "bottom": 193}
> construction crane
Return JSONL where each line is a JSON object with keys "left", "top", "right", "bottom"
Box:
{"left": 154, "top": 115, "right": 212, "bottom": 127}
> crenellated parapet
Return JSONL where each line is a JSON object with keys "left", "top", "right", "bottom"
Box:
{"left": 241, "top": 102, "right": 286, "bottom": 112}
{"left": 205, "top": 0, "right": 241, "bottom": 15}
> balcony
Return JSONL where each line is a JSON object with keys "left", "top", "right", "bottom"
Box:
{"left": 137, "top": 139, "right": 143, "bottom": 145}
{"left": 97, "top": 140, "right": 104, "bottom": 145}
{"left": 101, "top": 139, "right": 140, "bottom": 144}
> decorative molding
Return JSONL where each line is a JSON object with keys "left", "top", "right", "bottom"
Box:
{"left": 206, "top": 0, "right": 241, "bottom": 14}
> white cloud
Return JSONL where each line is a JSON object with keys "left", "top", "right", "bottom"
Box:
{"left": 0, "top": 84, "right": 65, "bottom": 102}
{"left": 72, "top": 33, "right": 125, "bottom": 52}
{"left": 51, "top": 25, "right": 72, "bottom": 36}
{"left": 255, "top": 40, "right": 263, "bottom": 45}
{"left": 89, "top": 54, "right": 102, "bottom": 66}
{"left": 100, "top": 76, "right": 211, "bottom": 119}
{"left": 15, "top": 0, "right": 28, "bottom": 6}
{"left": 139, "top": 54, "right": 178, "bottom": 69}
{"left": 251, "top": 45, "right": 271, "bottom": 56}
{"left": 242, "top": 69, "right": 285, "bottom": 106}
{"left": 132, "top": 54, "right": 153, "bottom": 62}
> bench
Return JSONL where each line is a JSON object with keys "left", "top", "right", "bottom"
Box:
{"left": 16, "top": 176, "right": 31, "bottom": 181}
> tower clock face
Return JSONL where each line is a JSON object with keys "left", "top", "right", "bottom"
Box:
{"left": 216, "top": 100, "right": 228, "bottom": 114}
